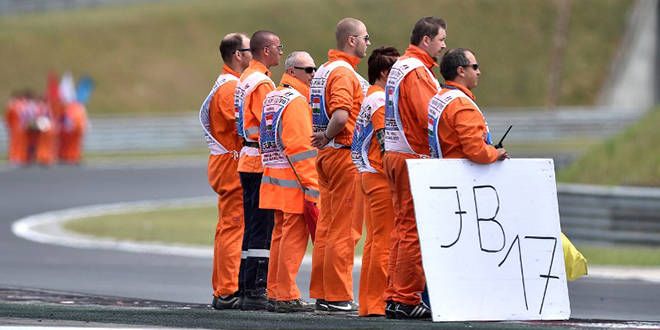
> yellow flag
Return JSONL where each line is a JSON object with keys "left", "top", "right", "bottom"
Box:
{"left": 561, "top": 232, "right": 588, "bottom": 281}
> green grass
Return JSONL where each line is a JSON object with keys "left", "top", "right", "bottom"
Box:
{"left": 576, "top": 244, "right": 660, "bottom": 267}
{"left": 0, "top": 0, "right": 632, "bottom": 114}
{"left": 64, "top": 204, "right": 660, "bottom": 266}
{"left": 557, "top": 106, "right": 660, "bottom": 186}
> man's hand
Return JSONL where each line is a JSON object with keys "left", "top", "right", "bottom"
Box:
{"left": 497, "top": 148, "right": 509, "bottom": 161}
{"left": 311, "top": 131, "right": 329, "bottom": 149}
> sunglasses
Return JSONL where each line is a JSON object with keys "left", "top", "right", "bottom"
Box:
{"left": 352, "top": 34, "right": 370, "bottom": 42}
{"left": 462, "top": 63, "right": 479, "bottom": 70}
{"left": 294, "top": 66, "right": 317, "bottom": 74}
{"left": 235, "top": 48, "right": 250, "bottom": 53}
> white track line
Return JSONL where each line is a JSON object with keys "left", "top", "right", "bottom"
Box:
{"left": 12, "top": 199, "right": 660, "bottom": 281}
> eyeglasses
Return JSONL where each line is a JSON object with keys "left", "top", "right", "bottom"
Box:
{"left": 461, "top": 63, "right": 479, "bottom": 70}
{"left": 294, "top": 66, "right": 317, "bottom": 74}
{"left": 266, "top": 44, "right": 284, "bottom": 51}
{"left": 351, "top": 34, "right": 370, "bottom": 42}
{"left": 235, "top": 48, "right": 251, "bottom": 53}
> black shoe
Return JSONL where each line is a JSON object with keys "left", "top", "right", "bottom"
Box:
{"left": 211, "top": 293, "right": 241, "bottom": 310}
{"left": 394, "top": 301, "right": 432, "bottom": 319}
{"left": 325, "top": 300, "right": 358, "bottom": 314}
{"left": 274, "top": 299, "right": 314, "bottom": 313}
{"left": 385, "top": 300, "right": 398, "bottom": 319}
{"left": 314, "top": 299, "right": 329, "bottom": 313}
{"left": 266, "top": 299, "right": 276, "bottom": 312}
{"left": 241, "top": 293, "right": 268, "bottom": 310}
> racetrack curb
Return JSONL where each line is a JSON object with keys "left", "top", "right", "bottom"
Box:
{"left": 11, "top": 197, "right": 660, "bottom": 283}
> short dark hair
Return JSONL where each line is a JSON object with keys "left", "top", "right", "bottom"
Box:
{"left": 219, "top": 33, "right": 245, "bottom": 63}
{"left": 367, "top": 46, "right": 400, "bottom": 85}
{"left": 410, "top": 17, "right": 447, "bottom": 46}
{"left": 440, "top": 48, "right": 472, "bottom": 81}
{"left": 250, "top": 30, "right": 277, "bottom": 53}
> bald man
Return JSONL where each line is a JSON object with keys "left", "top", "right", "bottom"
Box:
{"left": 309, "top": 17, "right": 370, "bottom": 314}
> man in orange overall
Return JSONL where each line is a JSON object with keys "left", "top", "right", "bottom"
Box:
{"left": 259, "top": 51, "right": 318, "bottom": 313}
{"left": 309, "top": 17, "right": 370, "bottom": 313}
{"left": 382, "top": 17, "right": 446, "bottom": 319}
{"left": 428, "top": 48, "right": 508, "bottom": 163}
{"left": 34, "top": 96, "right": 56, "bottom": 166}
{"left": 350, "top": 46, "right": 400, "bottom": 317}
{"left": 200, "top": 32, "right": 252, "bottom": 310}
{"left": 4, "top": 91, "right": 28, "bottom": 166}
{"left": 58, "top": 100, "right": 87, "bottom": 165}
{"left": 234, "top": 30, "right": 282, "bottom": 310}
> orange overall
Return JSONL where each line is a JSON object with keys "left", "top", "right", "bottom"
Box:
{"left": 58, "top": 101, "right": 87, "bottom": 164}
{"left": 384, "top": 45, "right": 439, "bottom": 306}
{"left": 260, "top": 74, "right": 319, "bottom": 301}
{"left": 355, "top": 85, "right": 395, "bottom": 316}
{"left": 310, "top": 50, "right": 364, "bottom": 302}
{"left": 207, "top": 65, "right": 245, "bottom": 297}
{"left": 34, "top": 100, "right": 56, "bottom": 166}
{"left": 4, "top": 98, "right": 28, "bottom": 165}
{"left": 431, "top": 81, "right": 499, "bottom": 163}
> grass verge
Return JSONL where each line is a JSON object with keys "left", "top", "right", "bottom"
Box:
{"left": 64, "top": 204, "right": 659, "bottom": 266}
{"left": 557, "top": 106, "right": 660, "bottom": 186}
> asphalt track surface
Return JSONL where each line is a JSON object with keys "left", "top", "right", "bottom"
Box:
{"left": 1, "top": 162, "right": 660, "bottom": 328}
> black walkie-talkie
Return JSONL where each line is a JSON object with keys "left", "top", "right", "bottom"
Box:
{"left": 494, "top": 125, "right": 512, "bottom": 149}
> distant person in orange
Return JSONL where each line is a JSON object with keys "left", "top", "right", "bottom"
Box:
{"left": 429, "top": 48, "right": 508, "bottom": 162}
{"left": 58, "top": 100, "right": 87, "bottom": 165}
{"left": 259, "top": 51, "right": 318, "bottom": 313}
{"left": 4, "top": 91, "right": 29, "bottom": 166}
{"left": 382, "top": 17, "right": 446, "bottom": 319}
{"left": 33, "top": 96, "right": 56, "bottom": 166}
{"left": 309, "top": 17, "right": 370, "bottom": 314}
{"left": 350, "top": 46, "right": 399, "bottom": 317}
{"left": 200, "top": 32, "right": 252, "bottom": 310}
{"left": 234, "top": 30, "right": 282, "bottom": 310}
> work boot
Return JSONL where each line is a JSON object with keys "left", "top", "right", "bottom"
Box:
{"left": 385, "top": 300, "right": 398, "bottom": 319}
{"left": 266, "top": 299, "right": 276, "bottom": 312}
{"left": 274, "top": 299, "right": 314, "bottom": 313}
{"left": 211, "top": 293, "right": 241, "bottom": 310}
{"left": 241, "top": 293, "right": 268, "bottom": 310}
{"left": 325, "top": 300, "right": 358, "bottom": 314}
{"left": 394, "top": 301, "right": 432, "bottom": 319}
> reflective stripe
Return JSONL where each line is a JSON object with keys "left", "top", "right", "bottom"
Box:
{"left": 241, "top": 251, "right": 248, "bottom": 259}
{"left": 247, "top": 249, "right": 270, "bottom": 258}
{"left": 261, "top": 175, "right": 301, "bottom": 189}
{"left": 289, "top": 149, "right": 317, "bottom": 163}
{"left": 245, "top": 126, "right": 259, "bottom": 136}
{"left": 304, "top": 188, "right": 320, "bottom": 199}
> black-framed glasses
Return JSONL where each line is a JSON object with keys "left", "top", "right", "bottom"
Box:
{"left": 352, "top": 34, "right": 370, "bottom": 42}
{"left": 462, "top": 63, "right": 479, "bottom": 70}
{"left": 235, "top": 48, "right": 251, "bottom": 53}
{"left": 294, "top": 66, "right": 317, "bottom": 74}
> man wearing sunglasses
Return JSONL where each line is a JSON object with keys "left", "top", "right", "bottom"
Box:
{"left": 200, "top": 32, "right": 251, "bottom": 311}
{"left": 428, "top": 48, "right": 508, "bottom": 163}
{"left": 234, "top": 30, "right": 282, "bottom": 310}
{"left": 382, "top": 16, "right": 446, "bottom": 320}
{"left": 309, "top": 17, "right": 370, "bottom": 314}
{"left": 259, "top": 51, "right": 319, "bottom": 313}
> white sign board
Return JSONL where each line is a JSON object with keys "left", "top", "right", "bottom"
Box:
{"left": 407, "top": 158, "right": 570, "bottom": 322}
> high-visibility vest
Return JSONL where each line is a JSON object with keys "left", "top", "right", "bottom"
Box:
{"left": 234, "top": 72, "right": 274, "bottom": 142}
{"left": 427, "top": 87, "right": 492, "bottom": 159}
{"left": 199, "top": 73, "right": 239, "bottom": 156}
{"left": 384, "top": 57, "right": 439, "bottom": 155}
{"left": 260, "top": 86, "right": 320, "bottom": 211}
{"left": 351, "top": 90, "right": 385, "bottom": 173}
{"left": 260, "top": 87, "right": 303, "bottom": 168}
{"left": 310, "top": 60, "right": 368, "bottom": 147}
